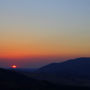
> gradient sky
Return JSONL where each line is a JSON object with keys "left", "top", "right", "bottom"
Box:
{"left": 0, "top": 0, "right": 90, "bottom": 68}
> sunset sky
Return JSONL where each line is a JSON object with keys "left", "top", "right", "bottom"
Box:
{"left": 0, "top": 0, "right": 90, "bottom": 68}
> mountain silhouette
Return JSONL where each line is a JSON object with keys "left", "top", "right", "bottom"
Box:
{"left": 27, "top": 57, "right": 90, "bottom": 87}
{"left": 38, "top": 57, "right": 90, "bottom": 75}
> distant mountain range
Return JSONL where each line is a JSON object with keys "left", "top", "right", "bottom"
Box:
{"left": 23, "top": 57, "right": 90, "bottom": 87}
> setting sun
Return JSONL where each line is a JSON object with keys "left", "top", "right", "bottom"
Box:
{"left": 11, "top": 65, "right": 17, "bottom": 69}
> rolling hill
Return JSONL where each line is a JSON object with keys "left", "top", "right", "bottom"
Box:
{"left": 25, "top": 57, "right": 90, "bottom": 87}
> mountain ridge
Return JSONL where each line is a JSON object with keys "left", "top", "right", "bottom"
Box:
{"left": 37, "top": 57, "right": 90, "bottom": 74}
{"left": 25, "top": 57, "right": 90, "bottom": 87}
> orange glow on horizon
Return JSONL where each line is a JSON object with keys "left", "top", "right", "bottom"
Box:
{"left": 0, "top": 44, "right": 90, "bottom": 59}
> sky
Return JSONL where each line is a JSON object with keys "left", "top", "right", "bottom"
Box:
{"left": 0, "top": 0, "right": 90, "bottom": 68}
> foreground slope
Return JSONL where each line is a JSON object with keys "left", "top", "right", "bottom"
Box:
{"left": 0, "top": 68, "right": 57, "bottom": 90}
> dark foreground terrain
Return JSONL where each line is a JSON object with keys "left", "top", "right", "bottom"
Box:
{"left": 0, "top": 68, "right": 90, "bottom": 90}
{"left": 0, "top": 68, "right": 58, "bottom": 90}
{"left": 1, "top": 57, "right": 90, "bottom": 90}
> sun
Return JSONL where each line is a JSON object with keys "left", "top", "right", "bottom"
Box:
{"left": 11, "top": 65, "right": 17, "bottom": 69}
